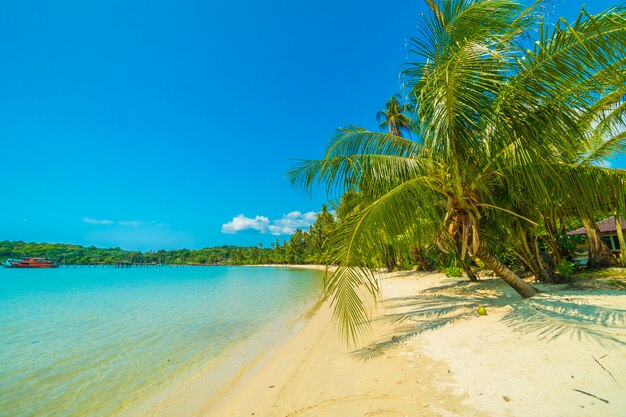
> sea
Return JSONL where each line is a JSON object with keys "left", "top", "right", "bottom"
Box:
{"left": 0, "top": 266, "right": 324, "bottom": 417}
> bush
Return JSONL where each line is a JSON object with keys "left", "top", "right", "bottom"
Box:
{"left": 556, "top": 259, "right": 576, "bottom": 277}
{"left": 398, "top": 257, "right": 414, "bottom": 271}
{"left": 445, "top": 266, "right": 463, "bottom": 278}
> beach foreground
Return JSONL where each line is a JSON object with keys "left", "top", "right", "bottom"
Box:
{"left": 159, "top": 269, "right": 626, "bottom": 417}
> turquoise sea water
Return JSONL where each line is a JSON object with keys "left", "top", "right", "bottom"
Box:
{"left": 0, "top": 266, "right": 323, "bottom": 417}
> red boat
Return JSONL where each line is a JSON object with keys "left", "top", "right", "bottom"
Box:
{"left": 4, "top": 257, "right": 59, "bottom": 268}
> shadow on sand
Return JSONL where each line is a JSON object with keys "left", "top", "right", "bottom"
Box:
{"left": 352, "top": 277, "right": 626, "bottom": 360}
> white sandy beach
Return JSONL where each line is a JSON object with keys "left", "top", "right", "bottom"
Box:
{"left": 148, "top": 269, "right": 626, "bottom": 417}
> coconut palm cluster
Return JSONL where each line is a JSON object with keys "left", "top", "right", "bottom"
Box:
{"left": 290, "top": 0, "right": 626, "bottom": 341}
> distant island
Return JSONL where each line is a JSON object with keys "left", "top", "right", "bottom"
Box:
{"left": 0, "top": 238, "right": 323, "bottom": 267}
{"left": 0, "top": 207, "right": 336, "bottom": 266}
{"left": 0, "top": 241, "right": 276, "bottom": 266}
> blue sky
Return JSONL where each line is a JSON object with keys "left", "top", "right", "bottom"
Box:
{"left": 0, "top": 0, "right": 622, "bottom": 251}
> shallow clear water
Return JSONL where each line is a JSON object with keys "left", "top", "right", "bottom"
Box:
{"left": 0, "top": 266, "right": 323, "bottom": 417}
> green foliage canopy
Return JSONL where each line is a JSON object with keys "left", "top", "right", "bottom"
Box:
{"left": 290, "top": 0, "right": 626, "bottom": 342}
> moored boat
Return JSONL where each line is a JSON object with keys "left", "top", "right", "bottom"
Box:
{"left": 2, "top": 257, "right": 59, "bottom": 268}
{"left": 1, "top": 258, "right": 17, "bottom": 268}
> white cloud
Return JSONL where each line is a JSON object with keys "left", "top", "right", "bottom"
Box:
{"left": 84, "top": 218, "right": 168, "bottom": 228}
{"left": 221, "top": 211, "right": 318, "bottom": 236}
{"left": 83, "top": 217, "right": 114, "bottom": 225}
{"left": 268, "top": 211, "right": 317, "bottom": 235}
{"left": 221, "top": 214, "right": 270, "bottom": 234}
{"left": 118, "top": 220, "right": 143, "bottom": 227}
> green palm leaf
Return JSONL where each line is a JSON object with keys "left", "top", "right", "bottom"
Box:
{"left": 290, "top": 0, "right": 626, "bottom": 343}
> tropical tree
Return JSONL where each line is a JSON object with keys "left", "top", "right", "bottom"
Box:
{"left": 575, "top": 99, "right": 626, "bottom": 267}
{"left": 304, "top": 204, "right": 337, "bottom": 264}
{"left": 290, "top": 0, "right": 626, "bottom": 341}
{"left": 375, "top": 96, "right": 412, "bottom": 270}
{"left": 376, "top": 95, "right": 411, "bottom": 137}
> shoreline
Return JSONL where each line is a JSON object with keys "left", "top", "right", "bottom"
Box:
{"left": 131, "top": 266, "right": 328, "bottom": 417}
{"left": 206, "top": 271, "right": 480, "bottom": 417}
{"left": 144, "top": 270, "right": 626, "bottom": 417}
{"left": 245, "top": 263, "right": 336, "bottom": 271}
{"left": 194, "top": 272, "right": 626, "bottom": 417}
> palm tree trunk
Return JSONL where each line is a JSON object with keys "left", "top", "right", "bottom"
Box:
{"left": 543, "top": 217, "right": 567, "bottom": 264}
{"left": 410, "top": 245, "right": 432, "bottom": 271}
{"left": 461, "top": 261, "right": 479, "bottom": 282}
{"left": 475, "top": 245, "right": 540, "bottom": 298}
{"left": 533, "top": 240, "right": 559, "bottom": 283}
{"left": 582, "top": 217, "right": 618, "bottom": 268}
{"left": 615, "top": 216, "right": 626, "bottom": 267}
{"left": 382, "top": 244, "right": 397, "bottom": 272}
{"left": 513, "top": 231, "right": 558, "bottom": 283}
{"left": 517, "top": 248, "right": 557, "bottom": 283}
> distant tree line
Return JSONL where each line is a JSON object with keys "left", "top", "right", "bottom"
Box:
{"left": 0, "top": 206, "right": 337, "bottom": 266}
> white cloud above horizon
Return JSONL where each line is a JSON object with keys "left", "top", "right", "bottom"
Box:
{"left": 83, "top": 217, "right": 169, "bottom": 228}
{"left": 118, "top": 220, "right": 143, "bottom": 227}
{"left": 83, "top": 217, "right": 114, "bottom": 225}
{"left": 268, "top": 211, "right": 318, "bottom": 235}
{"left": 221, "top": 214, "right": 270, "bottom": 234}
{"left": 221, "top": 211, "right": 318, "bottom": 236}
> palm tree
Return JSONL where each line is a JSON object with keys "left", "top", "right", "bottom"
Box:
{"left": 376, "top": 95, "right": 411, "bottom": 137}
{"left": 376, "top": 96, "right": 409, "bottom": 271}
{"left": 376, "top": 95, "right": 459, "bottom": 275}
{"left": 576, "top": 100, "right": 626, "bottom": 267}
{"left": 507, "top": 93, "right": 626, "bottom": 275}
{"left": 290, "top": 0, "right": 626, "bottom": 342}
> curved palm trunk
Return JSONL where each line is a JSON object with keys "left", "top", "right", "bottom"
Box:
{"left": 461, "top": 261, "right": 479, "bottom": 282}
{"left": 475, "top": 245, "right": 540, "bottom": 298}
{"left": 517, "top": 250, "right": 556, "bottom": 283}
{"left": 525, "top": 259, "right": 554, "bottom": 282}
{"left": 513, "top": 231, "right": 558, "bottom": 283}
{"left": 582, "top": 218, "right": 618, "bottom": 268}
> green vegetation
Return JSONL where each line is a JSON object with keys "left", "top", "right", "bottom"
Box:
{"left": 555, "top": 259, "right": 576, "bottom": 279}
{"left": 444, "top": 266, "right": 463, "bottom": 278}
{"left": 290, "top": 0, "right": 626, "bottom": 341}
{"left": 0, "top": 205, "right": 336, "bottom": 266}
{"left": 0, "top": 240, "right": 271, "bottom": 266}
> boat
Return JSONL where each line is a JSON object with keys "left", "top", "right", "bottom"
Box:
{"left": 1, "top": 258, "right": 16, "bottom": 268}
{"left": 2, "top": 257, "right": 59, "bottom": 268}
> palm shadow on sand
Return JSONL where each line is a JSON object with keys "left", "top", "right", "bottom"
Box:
{"left": 352, "top": 277, "right": 626, "bottom": 361}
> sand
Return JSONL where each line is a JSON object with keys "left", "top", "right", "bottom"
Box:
{"left": 151, "top": 269, "right": 626, "bottom": 417}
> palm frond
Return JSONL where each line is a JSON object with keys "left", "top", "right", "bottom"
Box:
{"left": 324, "top": 127, "right": 421, "bottom": 159}
{"left": 501, "top": 6, "right": 626, "bottom": 119}
{"left": 580, "top": 95, "right": 626, "bottom": 164}
{"left": 289, "top": 0, "right": 626, "bottom": 343}
{"left": 325, "top": 176, "right": 445, "bottom": 342}
{"left": 504, "top": 162, "right": 626, "bottom": 220}
{"left": 583, "top": 132, "right": 626, "bottom": 166}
